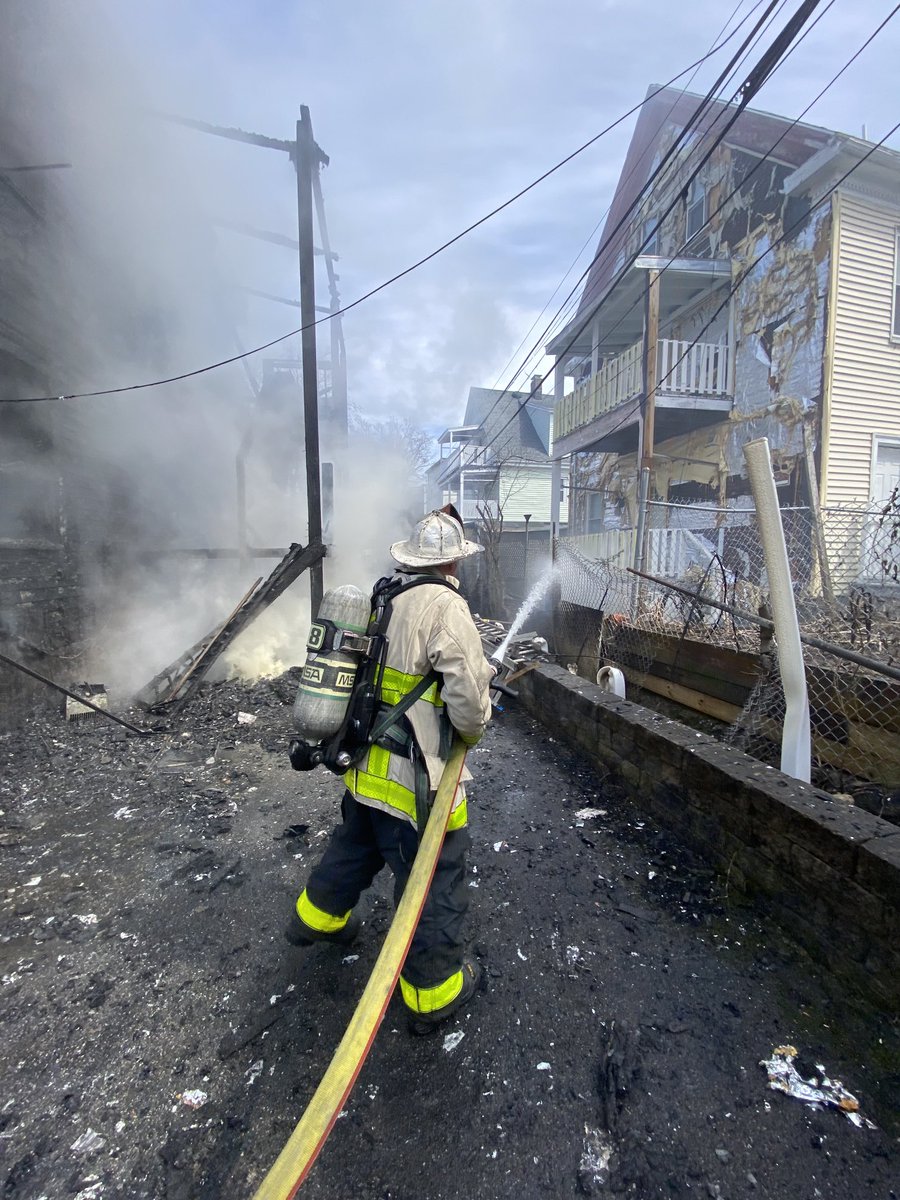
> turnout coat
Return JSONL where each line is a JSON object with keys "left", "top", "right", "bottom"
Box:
{"left": 343, "top": 568, "right": 493, "bottom": 831}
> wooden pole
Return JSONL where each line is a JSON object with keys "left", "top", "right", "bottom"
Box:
{"left": 637, "top": 269, "right": 660, "bottom": 597}
{"left": 802, "top": 421, "right": 835, "bottom": 604}
{"left": 641, "top": 269, "right": 660, "bottom": 475}
{"left": 296, "top": 108, "right": 325, "bottom": 618}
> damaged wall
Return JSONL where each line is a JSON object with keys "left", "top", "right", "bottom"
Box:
{"left": 569, "top": 127, "right": 834, "bottom": 525}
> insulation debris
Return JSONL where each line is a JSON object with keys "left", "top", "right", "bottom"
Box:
{"left": 760, "top": 1045, "right": 877, "bottom": 1128}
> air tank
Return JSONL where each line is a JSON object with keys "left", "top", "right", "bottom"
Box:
{"left": 292, "top": 585, "right": 371, "bottom": 744}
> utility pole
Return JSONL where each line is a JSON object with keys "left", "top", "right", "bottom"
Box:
{"left": 295, "top": 106, "right": 324, "bottom": 616}
{"left": 159, "top": 109, "right": 339, "bottom": 621}
{"left": 641, "top": 268, "right": 660, "bottom": 479}
{"left": 634, "top": 268, "right": 660, "bottom": 587}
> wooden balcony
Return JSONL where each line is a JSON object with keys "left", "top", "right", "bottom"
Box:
{"left": 554, "top": 337, "right": 732, "bottom": 457}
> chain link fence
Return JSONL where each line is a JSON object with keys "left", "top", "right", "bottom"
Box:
{"left": 550, "top": 500, "right": 900, "bottom": 797}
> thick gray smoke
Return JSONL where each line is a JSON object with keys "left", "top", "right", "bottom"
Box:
{"left": 1, "top": 2, "right": 426, "bottom": 697}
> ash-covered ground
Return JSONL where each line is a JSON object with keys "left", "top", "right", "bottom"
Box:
{"left": 1, "top": 673, "right": 898, "bottom": 1199}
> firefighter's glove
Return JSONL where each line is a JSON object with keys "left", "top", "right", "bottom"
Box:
{"left": 459, "top": 729, "right": 483, "bottom": 748}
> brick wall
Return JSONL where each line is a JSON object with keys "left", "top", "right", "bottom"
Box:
{"left": 518, "top": 662, "right": 900, "bottom": 1015}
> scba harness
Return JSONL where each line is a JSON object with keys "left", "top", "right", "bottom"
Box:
{"left": 289, "top": 573, "right": 456, "bottom": 784}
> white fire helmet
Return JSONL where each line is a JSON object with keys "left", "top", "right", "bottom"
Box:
{"left": 390, "top": 510, "right": 484, "bottom": 568}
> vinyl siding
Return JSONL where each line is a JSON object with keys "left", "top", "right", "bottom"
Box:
{"left": 498, "top": 464, "right": 568, "bottom": 524}
{"left": 826, "top": 191, "right": 900, "bottom": 507}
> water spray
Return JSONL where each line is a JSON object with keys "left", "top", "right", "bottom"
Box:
{"left": 491, "top": 565, "right": 559, "bottom": 665}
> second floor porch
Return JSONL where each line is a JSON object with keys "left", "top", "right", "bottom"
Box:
{"left": 548, "top": 254, "right": 733, "bottom": 456}
{"left": 554, "top": 333, "right": 733, "bottom": 456}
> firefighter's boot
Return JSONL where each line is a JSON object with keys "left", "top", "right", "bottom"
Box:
{"left": 404, "top": 957, "right": 483, "bottom": 1036}
{"left": 285, "top": 890, "right": 361, "bottom": 947}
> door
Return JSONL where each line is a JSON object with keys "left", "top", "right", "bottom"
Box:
{"left": 867, "top": 438, "right": 900, "bottom": 583}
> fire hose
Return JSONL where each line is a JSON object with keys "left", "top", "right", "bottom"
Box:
{"left": 251, "top": 736, "right": 469, "bottom": 1199}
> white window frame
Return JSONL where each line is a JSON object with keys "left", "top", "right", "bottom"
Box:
{"left": 643, "top": 216, "right": 660, "bottom": 254}
{"left": 892, "top": 231, "right": 900, "bottom": 341}
{"left": 686, "top": 177, "right": 707, "bottom": 242}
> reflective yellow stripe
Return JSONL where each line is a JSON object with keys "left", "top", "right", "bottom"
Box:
{"left": 377, "top": 665, "right": 443, "bottom": 707}
{"left": 447, "top": 797, "right": 467, "bottom": 831}
{"left": 296, "top": 889, "right": 351, "bottom": 933}
{"left": 344, "top": 763, "right": 417, "bottom": 822}
{"left": 345, "top": 765, "right": 468, "bottom": 831}
{"left": 399, "top": 969, "right": 463, "bottom": 1014}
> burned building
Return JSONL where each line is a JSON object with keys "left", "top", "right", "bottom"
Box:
{"left": 0, "top": 6, "right": 273, "bottom": 727}
{"left": 548, "top": 86, "right": 900, "bottom": 586}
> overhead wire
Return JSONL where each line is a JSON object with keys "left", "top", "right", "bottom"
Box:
{"left": 1, "top": 14, "right": 774, "bottom": 406}
{"left": 501, "top": 0, "right": 845, "bottom": 427}
{"left": 470, "top": 0, "right": 893, "bottom": 466}
{"left": 467, "top": 0, "right": 817, "bottom": 462}
{"left": 493, "top": 0, "right": 798, "bottom": 397}
{"left": 486, "top": 0, "right": 762, "bottom": 396}
{"left": 546, "top": 0, "right": 897, "bottom": 453}
{"left": 454, "top": 0, "right": 791, "bottom": 496}
{"left": 560, "top": 116, "right": 900, "bottom": 468}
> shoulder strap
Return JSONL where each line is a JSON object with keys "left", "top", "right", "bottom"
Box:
{"left": 368, "top": 667, "right": 439, "bottom": 744}
{"left": 361, "top": 574, "right": 454, "bottom": 745}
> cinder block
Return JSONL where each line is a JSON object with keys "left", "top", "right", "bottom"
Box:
{"left": 854, "top": 831, "right": 900, "bottom": 907}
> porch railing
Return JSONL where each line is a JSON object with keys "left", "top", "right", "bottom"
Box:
{"left": 555, "top": 337, "right": 731, "bottom": 440}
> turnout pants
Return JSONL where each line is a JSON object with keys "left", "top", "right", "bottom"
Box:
{"left": 301, "top": 790, "right": 470, "bottom": 997}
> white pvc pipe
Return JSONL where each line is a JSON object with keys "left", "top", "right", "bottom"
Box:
{"left": 743, "top": 437, "right": 811, "bottom": 782}
{"left": 596, "top": 665, "right": 626, "bottom": 698}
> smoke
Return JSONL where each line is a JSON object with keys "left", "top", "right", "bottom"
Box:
{"left": 0, "top": 2, "right": 437, "bottom": 700}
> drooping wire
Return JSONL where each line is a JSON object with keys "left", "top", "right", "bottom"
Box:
{"left": 1, "top": 8, "right": 778, "bottom": 406}
{"left": 467, "top": 0, "right": 891, "bottom": 467}
{"left": 486, "top": 0, "right": 762, "bottom": 396}
{"left": 494, "top": 0, "right": 835, "bottom": 400}
{"left": 463, "top": 0, "right": 819, "bottom": 462}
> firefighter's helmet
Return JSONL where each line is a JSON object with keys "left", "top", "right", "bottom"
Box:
{"left": 390, "top": 510, "right": 483, "bottom": 567}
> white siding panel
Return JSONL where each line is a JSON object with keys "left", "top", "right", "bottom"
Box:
{"left": 498, "top": 465, "right": 568, "bottom": 523}
{"left": 827, "top": 193, "right": 900, "bottom": 506}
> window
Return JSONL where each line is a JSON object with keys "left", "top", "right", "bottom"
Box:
{"left": 893, "top": 232, "right": 900, "bottom": 338}
{"left": 686, "top": 177, "right": 707, "bottom": 241}
{"left": 643, "top": 216, "right": 660, "bottom": 254}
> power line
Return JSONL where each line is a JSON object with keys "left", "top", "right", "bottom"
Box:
{"left": 1, "top": 15, "right": 779, "bottom": 406}
{"left": 517, "top": 0, "right": 797, "bottom": 366}
{"left": 552, "top": 0, "right": 894, "bottom": 443}
{"left": 495, "top": 0, "right": 834, "bottom": 398}
{"left": 470, "top": 0, "right": 891, "bottom": 468}
{"left": 487, "top": 0, "right": 763, "bottom": 396}
{"left": 468, "top": 0, "right": 820, "bottom": 462}
{"left": 564, "top": 113, "right": 900, "bottom": 462}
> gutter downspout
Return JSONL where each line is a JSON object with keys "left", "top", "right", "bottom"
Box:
{"left": 744, "top": 437, "right": 811, "bottom": 783}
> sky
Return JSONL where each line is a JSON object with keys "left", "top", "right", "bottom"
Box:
{"left": 5, "top": 0, "right": 898, "bottom": 688}
{"left": 76, "top": 0, "right": 896, "bottom": 441}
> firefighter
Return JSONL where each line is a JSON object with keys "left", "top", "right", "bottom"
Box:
{"left": 286, "top": 509, "right": 495, "bottom": 1032}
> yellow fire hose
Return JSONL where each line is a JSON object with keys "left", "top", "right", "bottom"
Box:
{"left": 251, "top": 737, "right": 469, "bottom": 1200}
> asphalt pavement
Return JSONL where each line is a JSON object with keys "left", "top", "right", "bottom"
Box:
{"left": 1, "top": 672, "right": 897, "bottom": 1198}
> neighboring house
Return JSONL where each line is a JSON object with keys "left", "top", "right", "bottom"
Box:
{"left": 546, "top": 85, "right": 900, "bottom": 584}
{"left": 426, "top": 379, "right": 569, "bottom": 529}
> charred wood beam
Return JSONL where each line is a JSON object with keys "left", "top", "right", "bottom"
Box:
{"left": 136, "top": 540, "right": 326, "bottom": 714}
{"left": 0, "top": 651, "right": 153, "bottom": 736}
